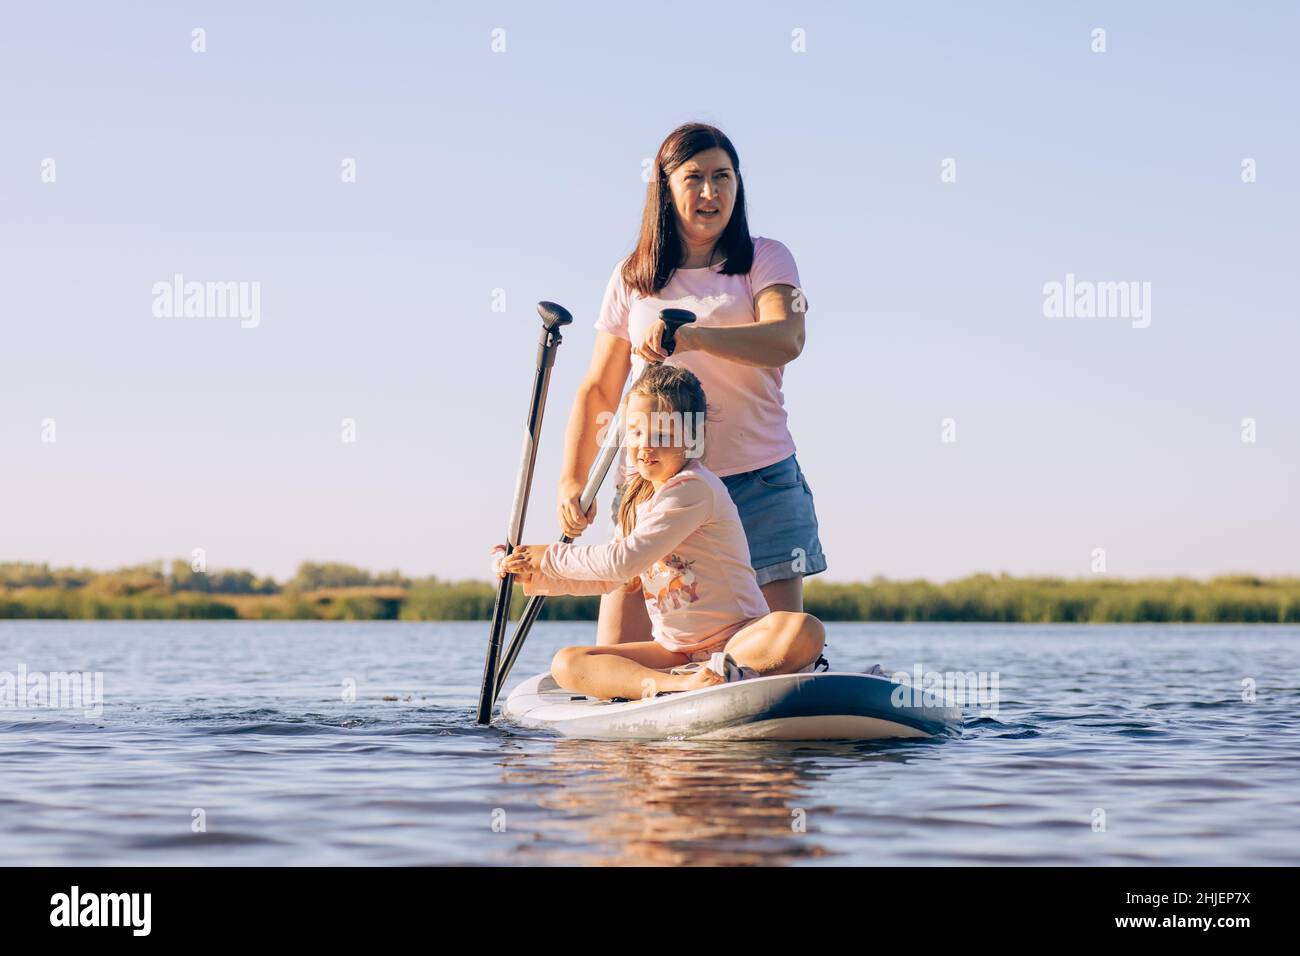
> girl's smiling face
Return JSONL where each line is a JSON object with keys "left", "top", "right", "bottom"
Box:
{"left": 624, "top": 391, "right": 689, "bottom": 487}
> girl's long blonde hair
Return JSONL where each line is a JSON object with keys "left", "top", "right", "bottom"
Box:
{"left": 616, "top": 364, "right": 710, "bottom": 537}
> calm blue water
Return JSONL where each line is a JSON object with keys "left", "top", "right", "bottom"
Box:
{"left": 1, "top": 621, "right": 1296, "bottom": 866}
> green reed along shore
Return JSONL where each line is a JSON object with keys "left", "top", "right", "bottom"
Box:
{"left": 2, "top": 561, "right": 1298, "bottom": 624}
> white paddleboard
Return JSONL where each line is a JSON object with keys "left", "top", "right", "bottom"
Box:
{"left": 501, "top": 670, "right": 963, "bottom": 741}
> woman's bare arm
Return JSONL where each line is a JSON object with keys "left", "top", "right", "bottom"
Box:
{"left": 557, "top": 331, "right": 631, "bottom": 536}
{"left": 672, "top": 284, "right": 806, "bottom": 368}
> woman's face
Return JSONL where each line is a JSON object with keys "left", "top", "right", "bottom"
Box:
{"left": 667, "top": 147, "right": 735, "bottom": 249}
{"left": 624, "top": 392, "right": 688, "bottom": 485}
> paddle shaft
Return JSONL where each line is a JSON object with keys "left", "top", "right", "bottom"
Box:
{"left": 491, "top": 309, "right": 696, "bottom": 706}
{"left": 475, "top": 303, "right": 572, "bottom": 725}
{"left": 493, "top": 406, "right": 622, "bottom": 701}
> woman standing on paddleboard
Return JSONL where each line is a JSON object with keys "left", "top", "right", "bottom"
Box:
{"left": 557, "top": 122, "right": 827, "bottom": 645}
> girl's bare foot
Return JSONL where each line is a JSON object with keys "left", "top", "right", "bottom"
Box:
{"left": 675, "top": 667, "right": 726, "bottom": 692}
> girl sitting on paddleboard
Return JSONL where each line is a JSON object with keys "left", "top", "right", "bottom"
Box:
{"left": 493, "top": 364, "right": 825, "bottom": 700}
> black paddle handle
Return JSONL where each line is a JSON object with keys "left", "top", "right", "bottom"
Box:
{"left": 659, "top": 308, "right": 696, "bottom": 357}
{"left": 536, "top": 301, "right": 573, "bottom": 368}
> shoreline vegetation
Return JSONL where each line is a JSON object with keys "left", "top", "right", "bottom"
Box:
{"left": 2, "top": 560, "right": 1298, "bottom": 624}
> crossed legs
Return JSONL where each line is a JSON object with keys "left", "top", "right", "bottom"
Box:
{"left": 554, "top": 608, "right": 825, "bottom": 699}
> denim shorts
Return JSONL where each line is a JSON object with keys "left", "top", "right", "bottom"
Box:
{"left": 612, "top": 453, "right": 827, "bottom": 587}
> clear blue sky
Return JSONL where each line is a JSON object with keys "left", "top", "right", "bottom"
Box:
{"left": 2, "top": 1, "right": 1296, "bottom": 583}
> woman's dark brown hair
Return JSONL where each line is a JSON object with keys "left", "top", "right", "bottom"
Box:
{"left": 616, "top": 363, "right": 710, "bottom": 537}
{"left": 621, "top": 122, "right": 754, "bottom": 297}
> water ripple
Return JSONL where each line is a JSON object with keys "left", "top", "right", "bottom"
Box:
{"left": 0, "top": 620, "right": 1297, "bottom": 865}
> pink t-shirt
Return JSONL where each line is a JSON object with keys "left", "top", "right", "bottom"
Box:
{"left": 524, "top": 459, "right": 769, "bottom": 654}
{"left": 595, "top": 236, "right": 805, "bottom": 479}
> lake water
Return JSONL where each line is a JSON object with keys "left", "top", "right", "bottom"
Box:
{"left": 1, "top": 621, "right": 1296, "bottom": 866}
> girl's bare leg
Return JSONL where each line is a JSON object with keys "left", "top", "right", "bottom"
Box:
{"left": 551, "top": 641, "right": 714, "bottom": 699}
{"left": 595, "top": 585, "right": 653, "bottom": 646}
{"left": 724, "top": 611, "right": 825, "bottom": 676}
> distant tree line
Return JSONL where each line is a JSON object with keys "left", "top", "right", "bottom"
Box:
{"left": 0, "top": 560, "right": 407, "bottom": 596}
{"left": 1, "top": 561, "right": 1297, "bottom": 623}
